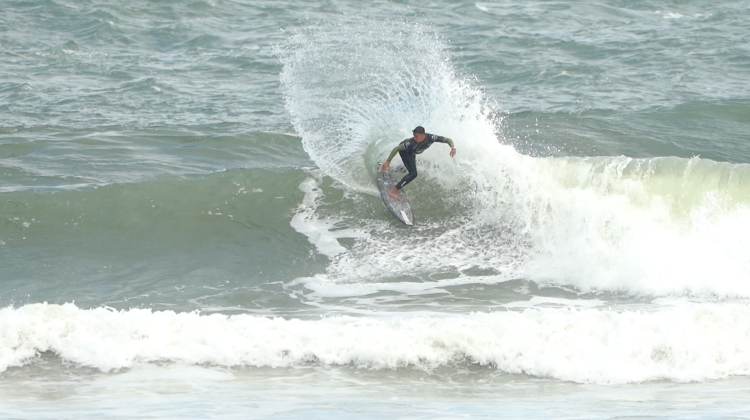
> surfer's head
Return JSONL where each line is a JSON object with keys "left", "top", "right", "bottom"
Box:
{"left": 412, "top": 126, "right": 426, "bottom": 142}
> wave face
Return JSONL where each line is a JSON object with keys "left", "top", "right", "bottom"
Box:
{"left": 277, "top": 18, "right": 750, "bottom": 298}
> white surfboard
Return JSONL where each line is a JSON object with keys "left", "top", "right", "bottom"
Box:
{"left": 377, "top": 171, "right": 414, "bottom": 226}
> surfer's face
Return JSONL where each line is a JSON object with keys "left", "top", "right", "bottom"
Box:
{"left": 414, "top": 133, "right": 426, "bottom": 142}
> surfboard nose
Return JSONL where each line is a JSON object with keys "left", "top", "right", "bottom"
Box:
{"left": 400, "top": 210, "right": 413, "bottom": 226}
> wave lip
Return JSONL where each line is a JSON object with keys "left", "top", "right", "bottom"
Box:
{"left": 3, "top": 302, "right": 750, "bottom": 384}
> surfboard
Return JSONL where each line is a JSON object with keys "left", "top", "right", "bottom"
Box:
{"left": 377, "top": 171, "right": 414, "bottom": 226}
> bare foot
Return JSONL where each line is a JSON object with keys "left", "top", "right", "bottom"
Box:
{"left": 388, "top": 188, "right": 404, "bottom": 201}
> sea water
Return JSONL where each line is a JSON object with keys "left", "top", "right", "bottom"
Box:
{"left": 2, "top": 1, "right": 750, "bottom": 418}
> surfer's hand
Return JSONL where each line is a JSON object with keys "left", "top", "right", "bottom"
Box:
{"left": 380, "top": 161, "right": 390, "bottom": 172}
{"left": 450, "top": 147, "right": 456, "bottom": 157}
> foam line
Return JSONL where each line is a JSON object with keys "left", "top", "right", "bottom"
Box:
{"left": 290, "top": 176, "right": 369, "bottom": 258}
{"left": 3, "top": 303, "right": 750, "bottom": 384}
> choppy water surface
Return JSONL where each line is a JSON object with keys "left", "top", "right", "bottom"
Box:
{"left": 2, "top": 1, "right": 750, "bottom": 418}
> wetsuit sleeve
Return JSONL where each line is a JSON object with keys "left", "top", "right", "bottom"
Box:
{"left": 386, "top": 143, "right": 405, "bottom": 162}
{"left": 434, "top": 135, "right": 455, "bottom": 148}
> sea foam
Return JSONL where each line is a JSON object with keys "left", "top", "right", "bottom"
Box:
{"left": 2, "top": 302, "right": 750, "bottom": 384}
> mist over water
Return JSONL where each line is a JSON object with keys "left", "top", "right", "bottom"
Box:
{"left": 278, "top": 19, "right": 495, "bottom": 191}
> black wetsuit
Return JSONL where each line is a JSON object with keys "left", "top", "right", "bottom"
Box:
{"left": 386, "top": 133, "right": 454, "bottom": 190}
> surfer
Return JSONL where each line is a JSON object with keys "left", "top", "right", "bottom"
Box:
{"left": 379, "top": 126, "right": 456, "bottom": 201}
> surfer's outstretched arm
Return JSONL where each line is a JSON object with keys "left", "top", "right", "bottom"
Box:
{"left": 442, "top": 137, "right": 457, "bottom": 157}
{"left": 380, "top": 144, "right": 406, "bottom": 171}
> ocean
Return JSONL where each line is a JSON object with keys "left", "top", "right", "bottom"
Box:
{"left": 2, "top": 0, "right": 750, "bottom": 418}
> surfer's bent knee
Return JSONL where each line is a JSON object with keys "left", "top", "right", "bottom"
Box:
{"left": 396, "top": 172, "right": 417, "bottom": 190}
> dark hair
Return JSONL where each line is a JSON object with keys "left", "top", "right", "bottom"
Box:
{"left": 412, "top": 126, "right": 425, "bottom": 134}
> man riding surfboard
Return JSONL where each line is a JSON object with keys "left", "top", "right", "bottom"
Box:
{"left": 379, "top": 126, "right": 457, "bottom": 201}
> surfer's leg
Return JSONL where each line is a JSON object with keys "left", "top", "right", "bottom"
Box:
{"left": 389, "top": 151, "right": 416, "bottom": 200}
{"left": 394, "top": 151, "right": 417, "bottom": 189}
